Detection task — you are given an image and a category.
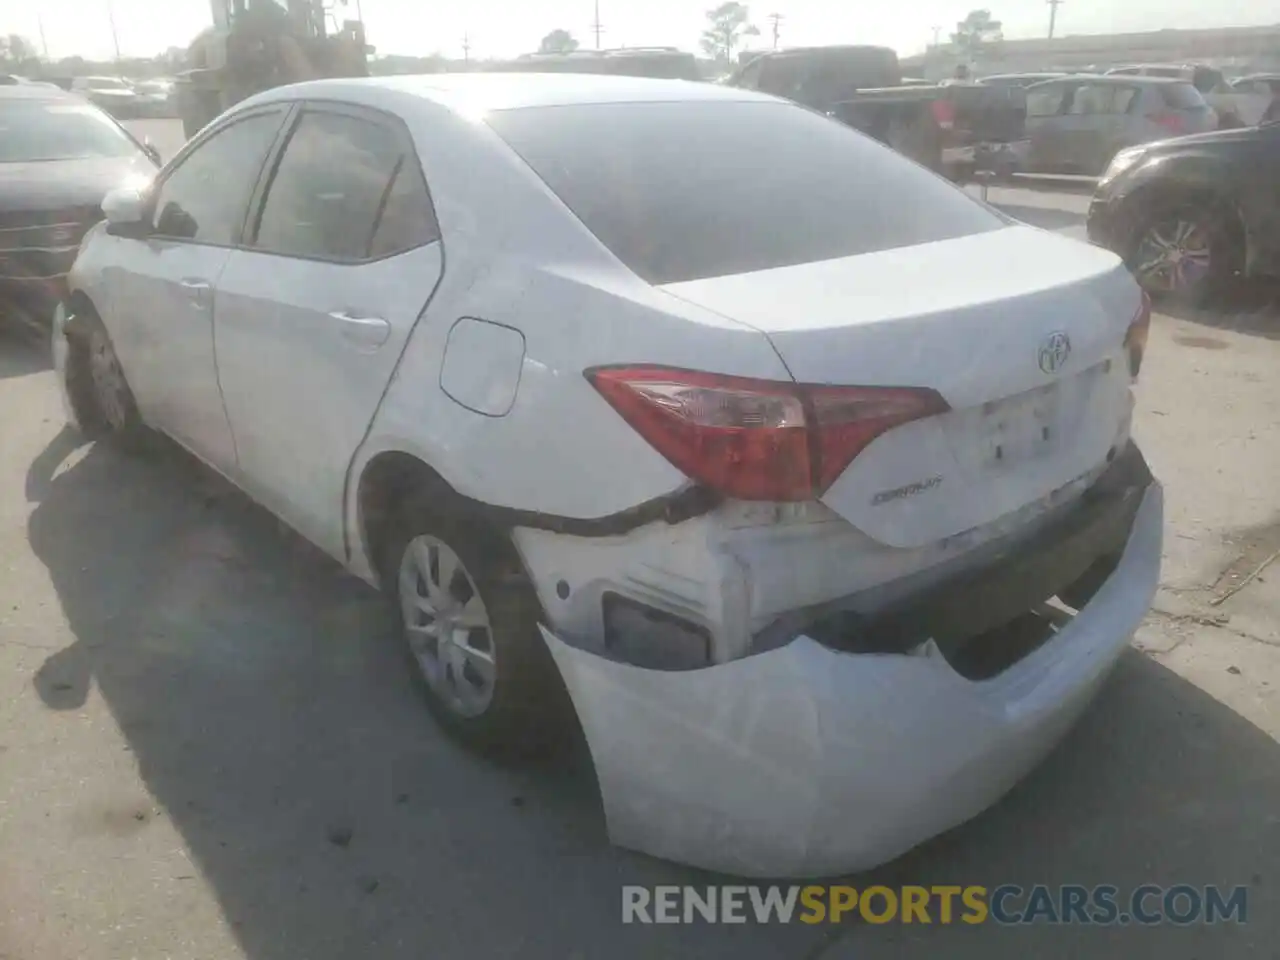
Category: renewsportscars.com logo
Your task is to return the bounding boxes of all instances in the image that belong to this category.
[622,884,1250,926]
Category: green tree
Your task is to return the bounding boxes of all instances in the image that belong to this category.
[950,9,1002,60]
[700,2,759,64]
[538,29,579,54]
[0,35,37,70]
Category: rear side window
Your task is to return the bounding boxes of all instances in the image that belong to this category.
[1068,83,1137,115]
[1159,83,1207,109]
[1191,66,1226,93]
[487,100,1003,285]
[1026,83,1067,117]
[254,110,438,261]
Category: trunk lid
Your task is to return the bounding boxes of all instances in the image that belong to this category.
[661,224,1141,549]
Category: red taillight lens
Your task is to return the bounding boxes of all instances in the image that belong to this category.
[1151,111,1185,135]
[1124,290,1152,380]
[930,98,956,130]
[587,366,949,502]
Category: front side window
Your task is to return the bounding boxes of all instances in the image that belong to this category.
[150,111,284,244]
[0,101,141,162]
[254,110,436,261]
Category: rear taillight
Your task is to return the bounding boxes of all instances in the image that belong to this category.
[1124,291,1152,380]
[1150,111,1185,135]
[930,98,956,131]
[587,366,949,502]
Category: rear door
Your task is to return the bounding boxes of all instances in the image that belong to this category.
[212,103,444,556]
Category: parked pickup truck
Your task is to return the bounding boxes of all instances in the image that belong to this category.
[724,45,1026,179]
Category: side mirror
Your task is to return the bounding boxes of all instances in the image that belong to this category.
[143,139,162,165]
[102,185,149,238]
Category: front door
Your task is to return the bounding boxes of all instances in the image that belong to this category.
[104,107,288,468]
[212,104,444,557]
[1024,81,1073,173]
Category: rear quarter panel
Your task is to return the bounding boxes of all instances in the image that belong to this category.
[344,97,793,573]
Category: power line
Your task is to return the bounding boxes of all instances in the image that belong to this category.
[767,12,784,50]
[1047,0,1064,39]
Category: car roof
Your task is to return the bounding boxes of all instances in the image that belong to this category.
[247,72,774,112]
[1030,73,1187,86]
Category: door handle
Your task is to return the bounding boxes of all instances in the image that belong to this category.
[179,277,212,307]
[330,311,391,350]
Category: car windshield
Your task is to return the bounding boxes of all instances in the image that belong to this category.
[486,100,1004,284]
[0,100,140,162]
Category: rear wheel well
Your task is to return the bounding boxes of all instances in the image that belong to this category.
[358,452,486,587]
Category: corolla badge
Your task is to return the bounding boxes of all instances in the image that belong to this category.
[1038,331,1071,374]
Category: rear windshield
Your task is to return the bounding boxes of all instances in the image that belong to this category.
[1160,83,1207,109]
[486,100,1004,284]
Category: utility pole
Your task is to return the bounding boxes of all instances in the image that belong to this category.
[461,32,471,62]
[767,12,783,50]
[592,0,604,50]
[36,11,50,59]
[106,0,123,63]
[1047,0,1063,39]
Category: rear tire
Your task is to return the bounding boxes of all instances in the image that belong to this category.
[381,493,571,757]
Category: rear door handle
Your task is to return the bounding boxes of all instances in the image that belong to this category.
[330,311,391,350]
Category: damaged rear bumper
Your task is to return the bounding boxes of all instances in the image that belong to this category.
[539,480,1163,878]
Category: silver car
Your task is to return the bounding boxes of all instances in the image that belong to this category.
[1024,75,1217,175]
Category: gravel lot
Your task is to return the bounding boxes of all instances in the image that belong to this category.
[0,120,1277,959]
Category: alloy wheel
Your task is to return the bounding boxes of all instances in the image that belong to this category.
[397,534,497,718]
[1132,216,1212,296]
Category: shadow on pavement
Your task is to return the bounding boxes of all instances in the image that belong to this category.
[23,433,1280,958]
[1156,283,1280,342]
[24,434,824,960]
[0,323,50,379]
[816,648,1280,958]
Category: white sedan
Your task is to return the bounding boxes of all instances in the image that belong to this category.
[54,73,1162,878]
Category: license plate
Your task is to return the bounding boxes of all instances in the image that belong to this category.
[979,384,1061,466]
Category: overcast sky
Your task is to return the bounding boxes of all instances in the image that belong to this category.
[10,0,1280,62]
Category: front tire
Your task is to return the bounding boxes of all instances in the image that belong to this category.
[382,496,569,756]
[1126,200,1240,305]
[62,308,151,450]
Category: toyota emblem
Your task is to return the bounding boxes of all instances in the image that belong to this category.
[1038,331,1071,374]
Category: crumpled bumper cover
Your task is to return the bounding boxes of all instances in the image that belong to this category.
[540,483,1163,878]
